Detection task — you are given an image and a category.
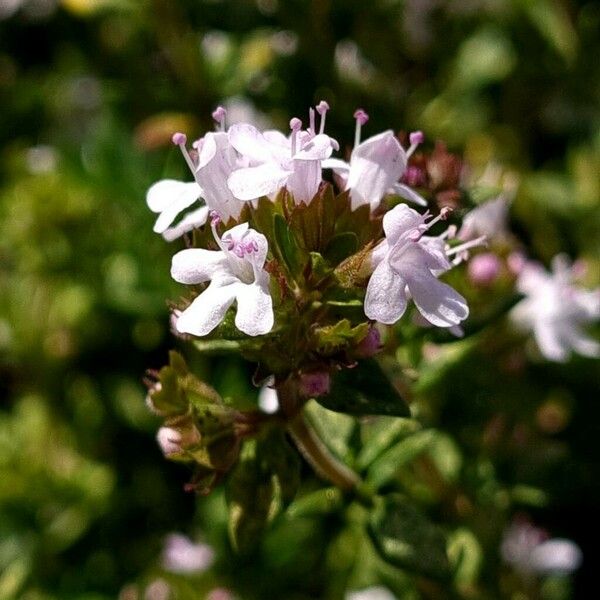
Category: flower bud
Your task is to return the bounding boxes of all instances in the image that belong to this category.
[355,326,382,357]
[468,252,501,286]
[299,371,331,398]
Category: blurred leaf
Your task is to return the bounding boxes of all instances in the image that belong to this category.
[317,359,410,418]
[357,418,421,472]
[368,494,450,580]
[304,400,356,462]
[447,528,483,589]
[227,440,276,553]
[367,430,436,490]
[286,487,344,519]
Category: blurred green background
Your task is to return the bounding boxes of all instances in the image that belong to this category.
[1,0,599,598]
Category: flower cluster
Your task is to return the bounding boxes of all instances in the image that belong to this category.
[148,103,482,350]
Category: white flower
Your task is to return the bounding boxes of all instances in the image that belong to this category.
[194,131,249,221]
[458,195,510,241]
[346,586,397,600]
[146,179,208,241]
[161,533,215,574]
[501,519,582,575]
[323,112,426,211]
[227,111,339,205]
[171,218,274,337]
[365,204,469,328]
[511,255,600,362]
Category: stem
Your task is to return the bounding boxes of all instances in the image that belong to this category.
[288,412,360,491]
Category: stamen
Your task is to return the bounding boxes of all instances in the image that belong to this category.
[353,109,369,147]
[212,106,227,131]
[407,130,424,158]
[446,235,487,258]
[172,131,196,174]
[420,206,452,232]
[308,107,316,136]
[209,211,227,252]
[289,117,302,156]
[316,100,329,134]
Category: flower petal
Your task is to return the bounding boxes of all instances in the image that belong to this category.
[365,259,408,324]
[404,266,468,327]
[171,248,229,284]
[146,179,201,213]
[162,205,210,242]
[228,123,285,163]
[227,163,291,200]
[382,203,424,245]
[234,281,274,336]
[176,281,239,336]
[346,130,407,210]
[391,182,428,207]
[294,134,338,160]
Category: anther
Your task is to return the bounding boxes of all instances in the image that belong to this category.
[172,132,196,174]
[212,106,227,131]
[290,117,302,156]
[353,109,369,147]
[209,210,222,226]
[316,100,330,134]
[407,130,424,158]
[171,132,187,146]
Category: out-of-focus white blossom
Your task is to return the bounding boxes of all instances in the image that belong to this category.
[346,586,397,600]
[161,533,215,574]
[501,519,582,575]
[511,255,600,362]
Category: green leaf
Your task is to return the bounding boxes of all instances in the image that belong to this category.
[324,232,359,266]
[273,213,304,278]
[286,487,344,519]
[262,428,301,507]
[368,494,451,580]
[227,440,276,553]
[289,183,340,252]
[317,359,410,418]
[357,417,421,471]
[447,528,483,589]
[304,400,357,462]
[366,430,436,489]
[312,319,369,355]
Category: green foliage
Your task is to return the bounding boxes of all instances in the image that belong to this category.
[317,359,411,418]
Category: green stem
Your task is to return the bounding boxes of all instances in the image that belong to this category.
[288,412,361,491]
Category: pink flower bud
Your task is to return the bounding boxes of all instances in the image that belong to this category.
[156,427,183,457]
[468,252,501,286]
[299,371,331,398]
[356,326,382,357]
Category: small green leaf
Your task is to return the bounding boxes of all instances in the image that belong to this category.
[304,400,357,462]
[317,359,410,418]
[368,494,451,580]
[447,528,483,589]
[306,251,332,285]
[312,319,369,355]
[286,487,344,519]
[262,428,301,507]
[357,417,421,471]
[273,213,304,277]
[227,439,276,553]
[367,430,436,489]
[324,232,359,265]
